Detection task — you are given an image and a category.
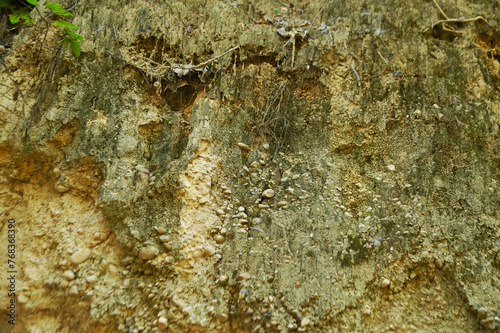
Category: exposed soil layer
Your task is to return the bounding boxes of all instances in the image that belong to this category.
[1,0,499,332]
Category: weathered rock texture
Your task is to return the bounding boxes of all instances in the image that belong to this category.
[1,0,500,332]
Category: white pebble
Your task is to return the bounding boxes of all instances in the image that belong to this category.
[158,316,168,330]
[262,189,275,198]
[204,245,216,256]
[237,143,250,150]
[70,247,91,265]
[69,285,79,295]
[63,270,75,281]
[250,161,260,168]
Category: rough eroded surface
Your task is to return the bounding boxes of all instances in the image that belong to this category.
[1,0,500,332]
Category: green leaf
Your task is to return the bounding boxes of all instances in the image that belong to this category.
[9,13,21,24]
[26,0,38,5]
[8,9,32,24]
[54,20,78,29]
[65,29,84,41]
[69,38,81,57]
[58,37,71,47]
[44,2,72,16]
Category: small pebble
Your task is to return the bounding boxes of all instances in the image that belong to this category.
[158,316,168,330]
[362,306,371,316]
[69,285,79,295]
[136,167,150,174]
[93,231,109,242]
[381,278,390,288]
[387,164,396,171]
[125,317,135,326]
[70,247,91,265]
[130,230,140,239]
[213,234,225,243]
[239,289,249,300]
[63,270,75,281]
[156,227,167,234]
[164,256,174,264]
[237,272,251,281]
[237,143,250,150]
[138,246,157,260]
[204,245,216,256]
[250,161,260,168]
[219,275,228,284]
[300,317,310,327]
[193,248,204,258]
[262,189,275,198]
[258,204,270,209]
[478,307,488,319]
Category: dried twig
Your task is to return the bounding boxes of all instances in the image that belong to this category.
[350,65,361,83]
[433,16,489,26]
[112,25,120,55]
[310,0,329,30]
[432,0,450,20]
[377,51,388,65]
[425,0,489,34]
[127,46,240,77]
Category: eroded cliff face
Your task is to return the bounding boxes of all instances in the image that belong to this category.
[1,0,500,332]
